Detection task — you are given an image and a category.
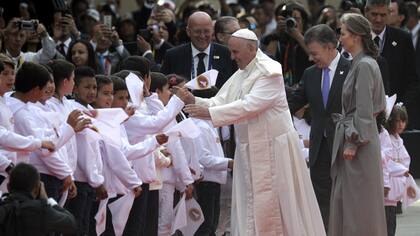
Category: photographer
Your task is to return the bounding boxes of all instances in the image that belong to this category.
[3,17,61,67]
[90,23,130,75]
[0,163,76,235]
[261,3,311,86]
[52,10,81,57]
[137,19,173,67]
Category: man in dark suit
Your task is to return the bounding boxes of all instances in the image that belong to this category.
[288,24,351,231]
[365,0,420,129]
[161,11,236,89]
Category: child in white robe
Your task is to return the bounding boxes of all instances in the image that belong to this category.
[149,72,194,236]
[66,66,107,236]
[191,87,234,235]
[384,104,420,236]
[91,75,144,234]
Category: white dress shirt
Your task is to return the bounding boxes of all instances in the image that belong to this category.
[123,95,185,183]
[191,43,211,79]
[47,96,78,173]
[0,95,43,171]
[56,37,72,55]
[69,100,104,187]
[321,52,341,89]
[371,27,386,52]
[7,97,74,179]
[193,118,230,184]
[411,22,420,48]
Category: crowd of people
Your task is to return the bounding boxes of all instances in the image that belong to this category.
[0,0,420,235]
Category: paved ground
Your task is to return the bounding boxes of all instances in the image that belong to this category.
[396,179,420,236]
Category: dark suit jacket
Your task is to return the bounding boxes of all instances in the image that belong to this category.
[382,26,419,106]
[160,43,237,88]
[288,56,351,167]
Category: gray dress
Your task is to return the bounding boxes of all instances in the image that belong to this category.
[328,52,387,236]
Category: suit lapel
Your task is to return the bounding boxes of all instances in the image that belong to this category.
[186,44,193,79]
[326,57,347,110]
[312,68,324,110]
[382,26,392,57]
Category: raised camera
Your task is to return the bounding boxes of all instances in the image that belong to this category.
[17,20,38,31]
[285,18,297,29]
[280,5,297,29]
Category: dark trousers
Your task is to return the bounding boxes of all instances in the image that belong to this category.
[195,181,221,236]
[65,181,95,236]
[145,189,159,236]
[385,206,397,236]
[40,173,63,202]
[310,137,332,231]
[123,183,149,236]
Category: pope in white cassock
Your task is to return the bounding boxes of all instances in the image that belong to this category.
[184,29,326,236]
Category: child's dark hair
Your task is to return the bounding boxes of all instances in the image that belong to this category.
[47,59,75,90]
[386,104,408,135]
[117,56,150,78]
[15,62,51,93]
[150,72,168,92]
[113,70,143,82]
[110,76,127,93]
[166,74,187,88]
[376,111,386,133]
[95,75,113,91]
[74,66,96,86]
[192,86,219,99]
[0,61,4,73]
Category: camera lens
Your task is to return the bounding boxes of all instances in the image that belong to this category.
[285,17,296,28]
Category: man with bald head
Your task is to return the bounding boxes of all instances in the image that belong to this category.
[161,11,236,88]
[184,29,326,236]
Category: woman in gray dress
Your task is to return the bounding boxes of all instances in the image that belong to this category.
[329,13,387,236]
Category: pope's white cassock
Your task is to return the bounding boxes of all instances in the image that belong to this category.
[194,33,325,235]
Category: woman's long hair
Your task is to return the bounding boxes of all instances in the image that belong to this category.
[67,39,98,73]
[340,13,379,58]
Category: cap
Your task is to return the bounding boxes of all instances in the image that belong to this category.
[86,9,100,22]
[231,28,258,41]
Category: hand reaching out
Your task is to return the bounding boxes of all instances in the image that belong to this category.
[41,141,56,152]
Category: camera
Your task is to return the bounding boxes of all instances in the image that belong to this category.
[285,18,297,29]
[280,5,297,29]
[138,24,159,42]
[17,20,38,31]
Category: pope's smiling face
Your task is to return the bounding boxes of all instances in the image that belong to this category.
[228,37,257,70]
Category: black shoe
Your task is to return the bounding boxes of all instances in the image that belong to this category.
[396,201,403,214]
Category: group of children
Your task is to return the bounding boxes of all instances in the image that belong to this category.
[0,55,233,236]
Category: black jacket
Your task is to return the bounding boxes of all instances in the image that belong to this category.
[0,192,76,236]
[160,42,237,89]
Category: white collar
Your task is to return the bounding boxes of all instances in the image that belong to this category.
[191,43,211,57]
[97,50,109,57]
[411,22,420,37]
[371,27,386,41]
[328,51,341,72]
[57,37,72,47]
[5,49,23,60]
